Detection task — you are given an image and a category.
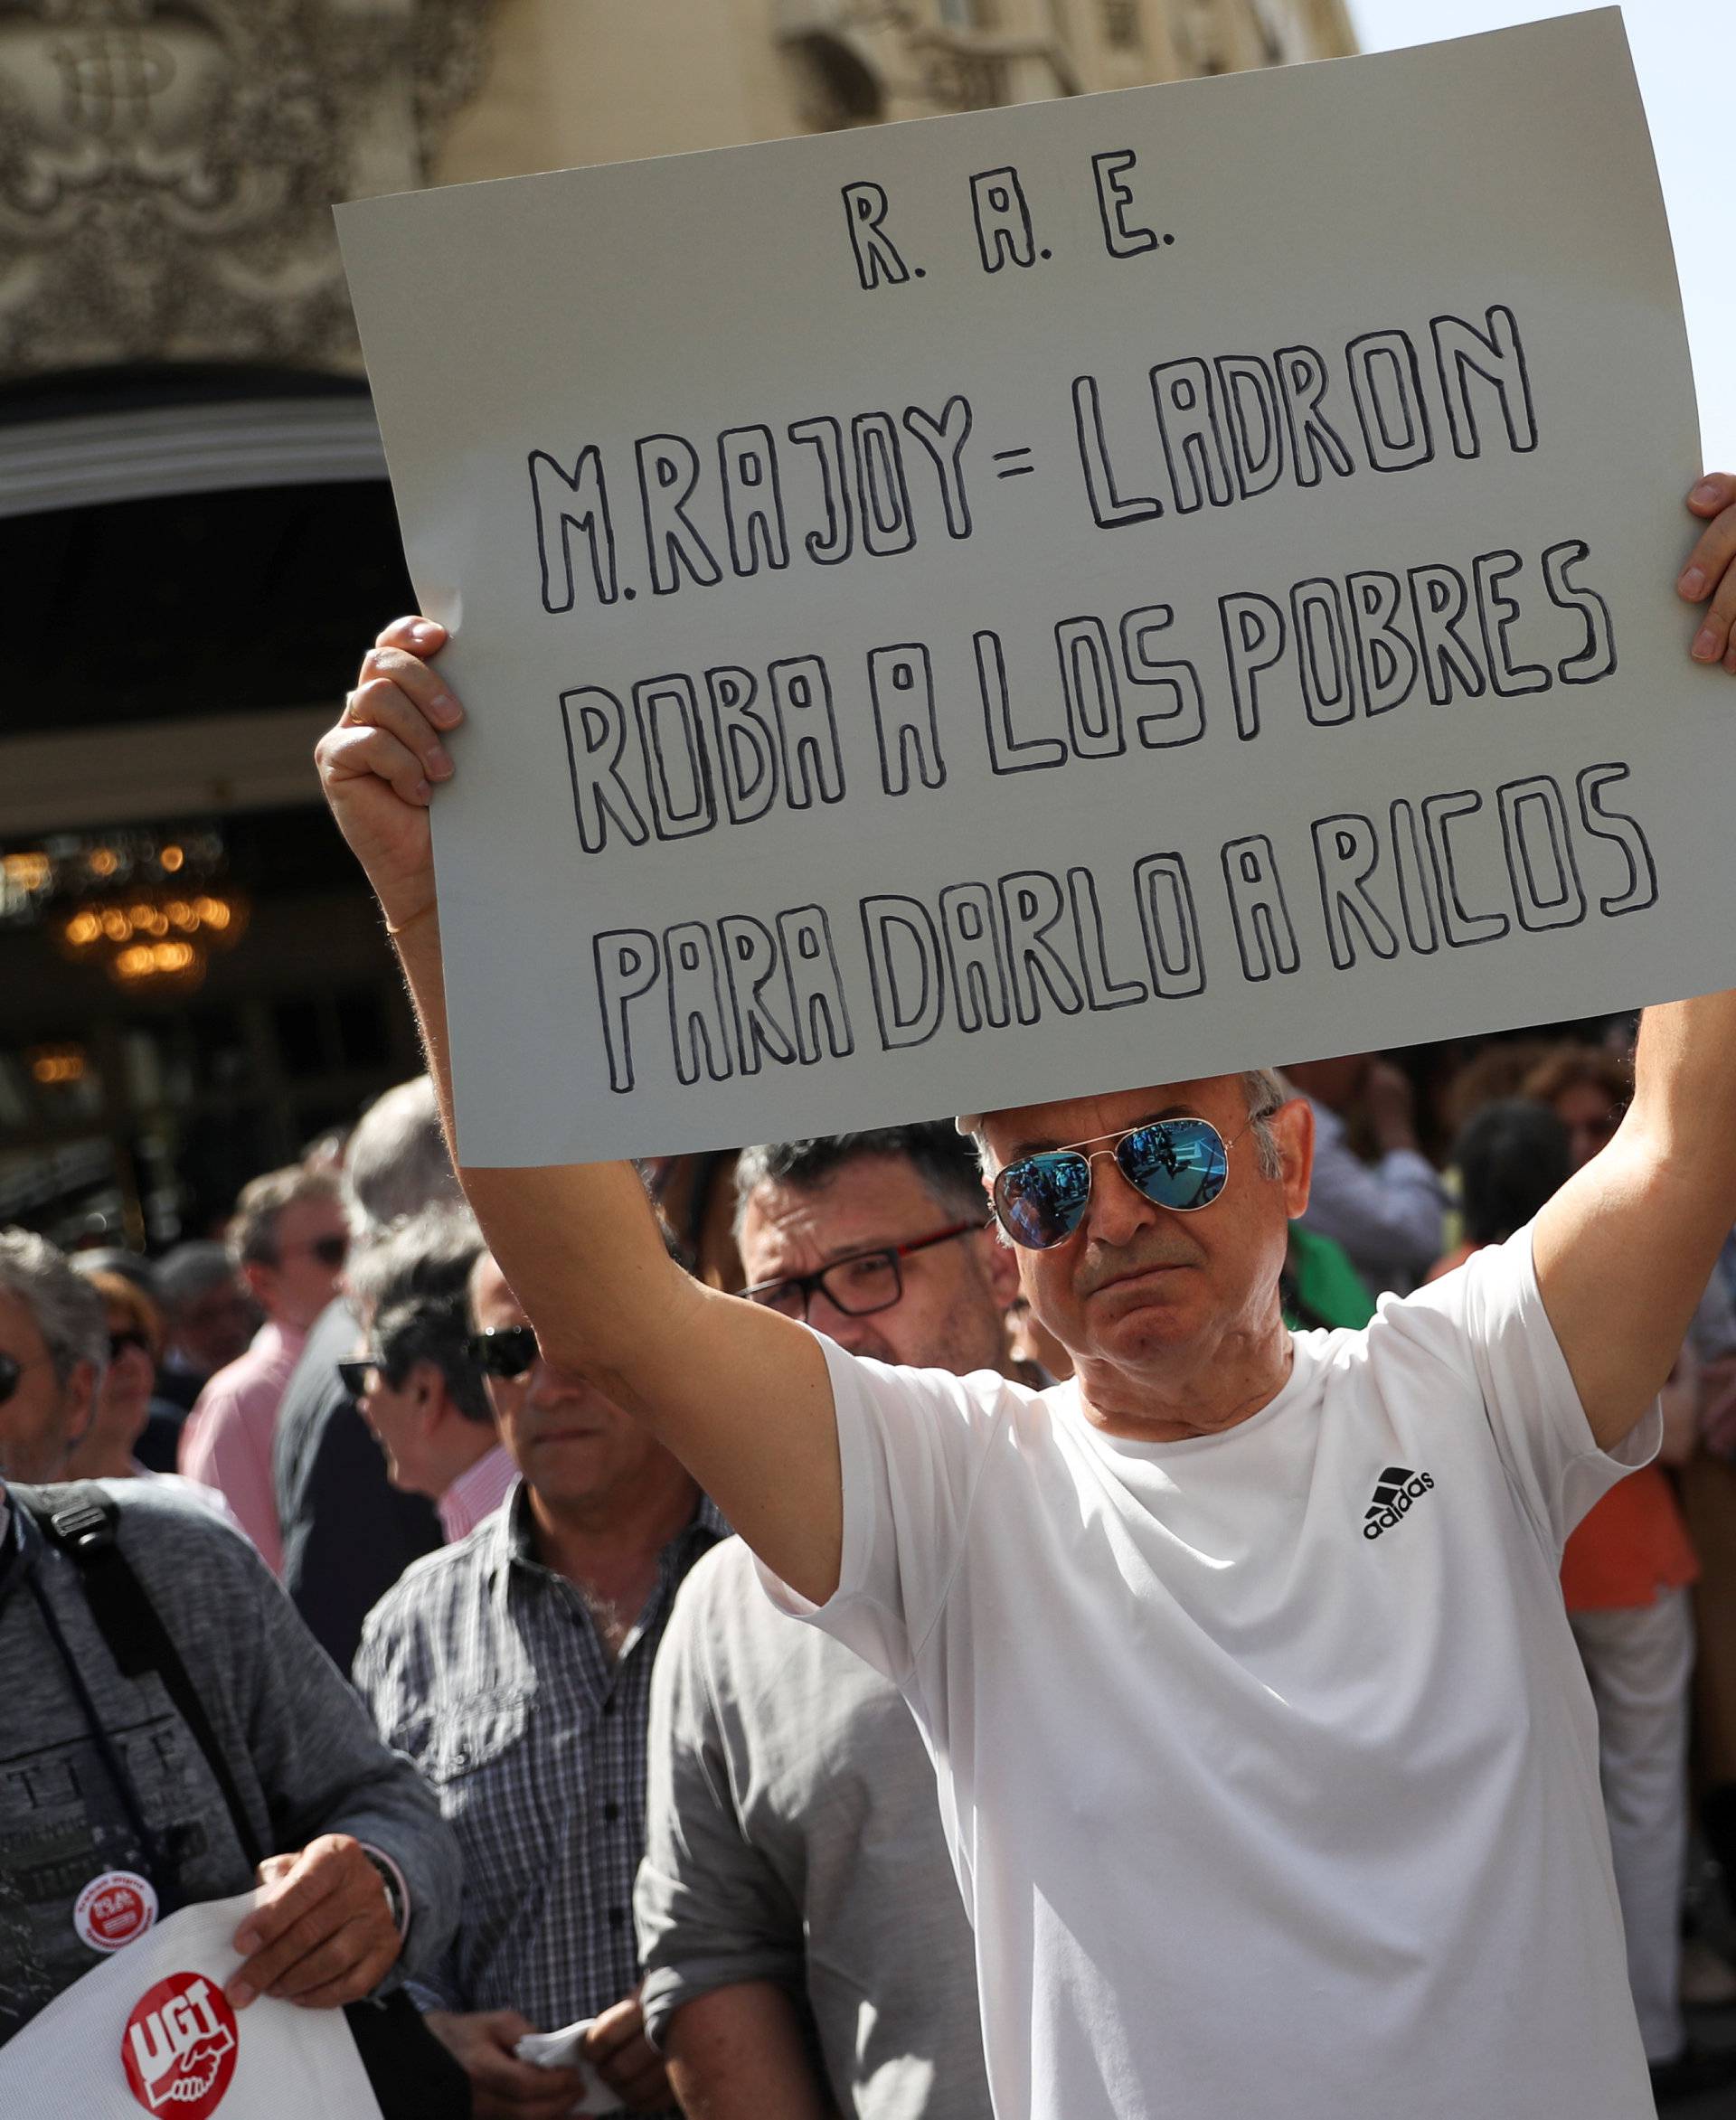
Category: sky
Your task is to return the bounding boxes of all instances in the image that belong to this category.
[1346,1,1732,468]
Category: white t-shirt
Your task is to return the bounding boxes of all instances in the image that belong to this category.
[760,1226,1658,2120]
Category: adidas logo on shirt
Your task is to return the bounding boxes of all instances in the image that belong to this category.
[1362,1464,1435,1540]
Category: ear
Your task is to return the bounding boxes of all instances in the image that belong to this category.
[61,1360,99,1450]
[1272,1097,1315,1220]
[404,1358,446,1437]
[240,1259,274,1308]
[981,1224,1022,1310]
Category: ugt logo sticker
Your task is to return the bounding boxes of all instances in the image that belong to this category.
[121,1971,239,2115]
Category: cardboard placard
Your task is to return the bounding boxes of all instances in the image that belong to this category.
[338,11,1727,1165]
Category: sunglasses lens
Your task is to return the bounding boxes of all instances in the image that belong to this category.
[476,1326,539,1379]
[1119,1120,1228,1211]
[995,1154,1092,1250]
[314,1236,349,1268]
[0,1354,17,1408]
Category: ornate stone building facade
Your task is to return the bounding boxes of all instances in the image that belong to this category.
[0,0,1353,1239]
[0,0,492,375]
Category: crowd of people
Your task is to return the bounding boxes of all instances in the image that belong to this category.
[5,1023,1736,2112]
[5,471,1735,2115]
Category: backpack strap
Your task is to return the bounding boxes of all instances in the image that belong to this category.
[15,1484,265,1871]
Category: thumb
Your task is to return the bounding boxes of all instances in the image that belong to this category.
[479,2009,540,2051]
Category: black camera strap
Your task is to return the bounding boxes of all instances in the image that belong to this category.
[11,1483,264,1872]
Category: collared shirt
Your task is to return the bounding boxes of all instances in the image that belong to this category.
[354,1479,728,2033]
[436,1442,517,1545]
[177,1321,306,1574]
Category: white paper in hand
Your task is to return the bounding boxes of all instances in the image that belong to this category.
[514,2019,624,2115]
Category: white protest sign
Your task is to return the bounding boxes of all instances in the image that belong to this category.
[0,1893,382,2120]
[337,10,1730,1168]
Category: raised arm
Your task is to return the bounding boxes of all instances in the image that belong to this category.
[1534,989,1736,1451]
[315,625,844,1602]
[1533,473,1736,1448]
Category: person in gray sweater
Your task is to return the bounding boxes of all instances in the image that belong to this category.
[0,1228,462,2051]
[636,1127,1014,2120]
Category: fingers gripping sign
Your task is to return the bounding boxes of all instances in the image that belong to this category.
[315,616,464,932]
[225,1833,402,2012]
[1678,473,1736,673]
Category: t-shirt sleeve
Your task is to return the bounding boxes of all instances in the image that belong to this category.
[1392,1222,1659,1553]
[635,1569,803,2049]
[754,1333,1009,1685]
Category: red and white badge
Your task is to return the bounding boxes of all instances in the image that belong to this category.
[122,1969,239,2117]
[73,1870,158,1953]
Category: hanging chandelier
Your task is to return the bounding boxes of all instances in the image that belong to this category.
[1,828,249,994]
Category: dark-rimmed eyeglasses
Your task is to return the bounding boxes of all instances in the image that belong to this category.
[464,1324,541,1380]
[337,1356,390,1399]
[741,1220,978,1322]
[0,1349,56,1409]
[991,1117,1254,1251]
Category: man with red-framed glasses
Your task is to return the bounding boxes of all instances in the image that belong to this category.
[317,472,1736,2120]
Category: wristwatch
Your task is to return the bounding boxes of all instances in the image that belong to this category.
[362,1850,406,1935]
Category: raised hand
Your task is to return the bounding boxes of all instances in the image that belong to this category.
[315,617,465,930]
[1678,473,1736,673]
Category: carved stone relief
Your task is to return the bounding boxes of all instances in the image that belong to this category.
[0,0,494,378]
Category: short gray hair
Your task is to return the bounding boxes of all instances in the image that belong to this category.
[227,1166,342,1270]
[1241,1069,1287,1181]
[347,1205,490,1424]
[344,1078,460,1241]
[0,1228,107,1383]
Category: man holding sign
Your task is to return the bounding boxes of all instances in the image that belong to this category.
[316,471,1736,2118]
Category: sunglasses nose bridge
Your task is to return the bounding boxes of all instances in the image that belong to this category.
[1082,1139,1172,1226]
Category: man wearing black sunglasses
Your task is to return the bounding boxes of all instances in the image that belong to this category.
[179,1166,350,1576]
[356,1246,726,2117]
[0,1229,101,1483]
[322,472,1736,2120]
[0,1226,466,2087]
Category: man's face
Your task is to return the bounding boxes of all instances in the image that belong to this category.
[981,1077,1311,1388]
[471,1255,670,1512]
[0,1289,93,1482]
[352,1342,439,1499]
[173,1278,256,1372]
[738,1154,1017,1374]
[249,1195,349,1333]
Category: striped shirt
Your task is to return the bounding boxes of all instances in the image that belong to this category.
[354,1478,728,2035]
[436,1442,517,1545]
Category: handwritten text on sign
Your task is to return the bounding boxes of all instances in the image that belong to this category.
[337,11,1724,1165]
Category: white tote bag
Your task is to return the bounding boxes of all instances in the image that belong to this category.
[0,1891,383,2119]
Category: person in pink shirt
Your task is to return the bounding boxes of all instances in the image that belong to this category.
[179,1166,349,1571]
[343,1206,514,1544]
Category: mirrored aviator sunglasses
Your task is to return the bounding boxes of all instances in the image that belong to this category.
[464,1324,541,1380]
[992,1117,1235,1250]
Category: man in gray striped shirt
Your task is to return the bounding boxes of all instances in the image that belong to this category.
[356,1249,726,2117]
